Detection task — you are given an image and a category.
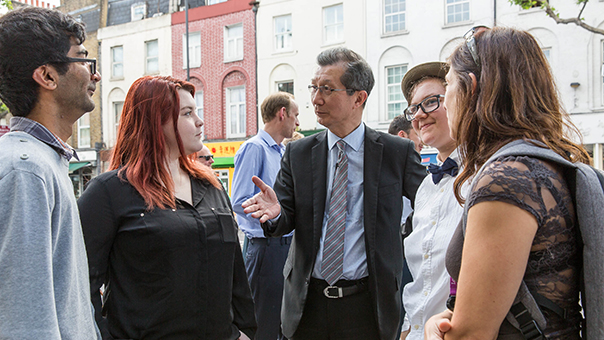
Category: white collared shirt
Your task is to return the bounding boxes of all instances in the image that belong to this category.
[402,149,468,339]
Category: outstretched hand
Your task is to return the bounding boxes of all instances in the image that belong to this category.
[242,176,281,223]
[424,309,453,340]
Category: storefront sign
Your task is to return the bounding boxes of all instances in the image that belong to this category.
[205,141,244,157]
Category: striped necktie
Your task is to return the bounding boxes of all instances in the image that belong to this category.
[321,140,348,285]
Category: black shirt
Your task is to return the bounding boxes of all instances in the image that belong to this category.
[78,170,256,340]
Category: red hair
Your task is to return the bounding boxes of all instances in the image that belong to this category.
[110,75,222,209]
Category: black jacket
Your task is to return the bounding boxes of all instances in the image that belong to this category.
[264,126,425,340]
[78,170,256,340]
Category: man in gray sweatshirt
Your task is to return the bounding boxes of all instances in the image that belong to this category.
[0,7,101,339]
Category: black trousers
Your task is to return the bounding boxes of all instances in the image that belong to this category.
[291,278,380,340]
[245,236,291,340]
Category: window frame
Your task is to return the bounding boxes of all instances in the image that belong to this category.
[131,2,147,21]
[274,14,293,52]
[113,101,124,142]
[195,91,204,137]
[445,0,470,25]
[276,80,294,95]
[183,32,201,69]
[383,0,406,34]
[601,39,604,106]
[323,4,344,45]
[224,23,244,62]
[385,64,408,121]
[145,39,159,74]
[78,112,91,148]
[226,86,246,138]
[111,45,124,79]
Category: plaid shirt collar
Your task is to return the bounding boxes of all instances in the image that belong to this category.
[10,116,79,161]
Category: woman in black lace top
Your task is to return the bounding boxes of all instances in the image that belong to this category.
[424,27,590,340]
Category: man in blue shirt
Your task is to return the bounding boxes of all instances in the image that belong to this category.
[231,91,299,340]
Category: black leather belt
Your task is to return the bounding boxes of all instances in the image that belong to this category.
[310,277,368,299]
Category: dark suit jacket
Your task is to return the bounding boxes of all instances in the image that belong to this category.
[264,125,426,340]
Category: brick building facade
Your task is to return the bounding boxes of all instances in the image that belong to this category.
[171,0,257,141]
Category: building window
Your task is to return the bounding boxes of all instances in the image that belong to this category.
[131,2,146,21]
[111,46,123,79]
[114,101,123,140]
[386,65,407,120]
[225,24,243,61]
[145,39,159,74]
[78,112,90,148]
[601,40,604,106]
[446,0,470,24]
[207,0,226,4]
[277,80,294,94]
[183,32,201,68]
[227,86,246,138]
[384,0,405,33]
[70,167,92,199]
[323,4,343,45]
[195,91,204,137]
[541,47,551,63]
[274,15,292,51]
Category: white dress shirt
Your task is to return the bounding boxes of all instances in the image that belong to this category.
[402,149,467,339]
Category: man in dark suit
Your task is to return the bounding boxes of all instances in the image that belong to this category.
[243,47,425,340]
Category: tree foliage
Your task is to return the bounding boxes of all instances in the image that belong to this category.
[509,0,604,35]
[1,0,12,10]
[0,101,9,118]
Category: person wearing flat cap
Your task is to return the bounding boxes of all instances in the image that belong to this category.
[399,62,469,339]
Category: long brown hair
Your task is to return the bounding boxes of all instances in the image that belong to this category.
[110,76,221,209]
[448,27,590,203]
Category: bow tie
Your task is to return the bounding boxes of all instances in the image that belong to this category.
[427,157,459,184]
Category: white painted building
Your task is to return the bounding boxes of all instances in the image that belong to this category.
[366,0,604,168]
[256,0,367,131]
[97,13,173,149]
[257,0,603,169]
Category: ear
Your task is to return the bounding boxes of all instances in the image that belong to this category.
[352,90,368,109]
[469,72,478,94]
[32,65,59,91]
[279,107,287,121]
[397,130,409,139]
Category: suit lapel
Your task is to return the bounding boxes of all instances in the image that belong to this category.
[311,131,328,256]
[363,126,383,259]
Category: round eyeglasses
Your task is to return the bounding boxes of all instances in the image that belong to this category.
[308,85,357,96]
[404,94,444,121]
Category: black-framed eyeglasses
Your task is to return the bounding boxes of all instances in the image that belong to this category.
[308,85,357,96]
[50,57,97,75]
[404,94,444,121]
[463,26,489,67]
[198,155,214,161]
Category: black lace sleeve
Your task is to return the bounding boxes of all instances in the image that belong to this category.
[467,156,582,339]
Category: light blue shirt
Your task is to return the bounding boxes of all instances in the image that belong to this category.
[232,129,292,238]
[312,123,367,280]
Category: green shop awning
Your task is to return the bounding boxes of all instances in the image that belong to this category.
[212,157,234,169]
[69,161,91,173]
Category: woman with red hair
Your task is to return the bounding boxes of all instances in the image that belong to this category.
[78,76,256,340]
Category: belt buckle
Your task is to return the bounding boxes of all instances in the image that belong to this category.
[323,285,343,298]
